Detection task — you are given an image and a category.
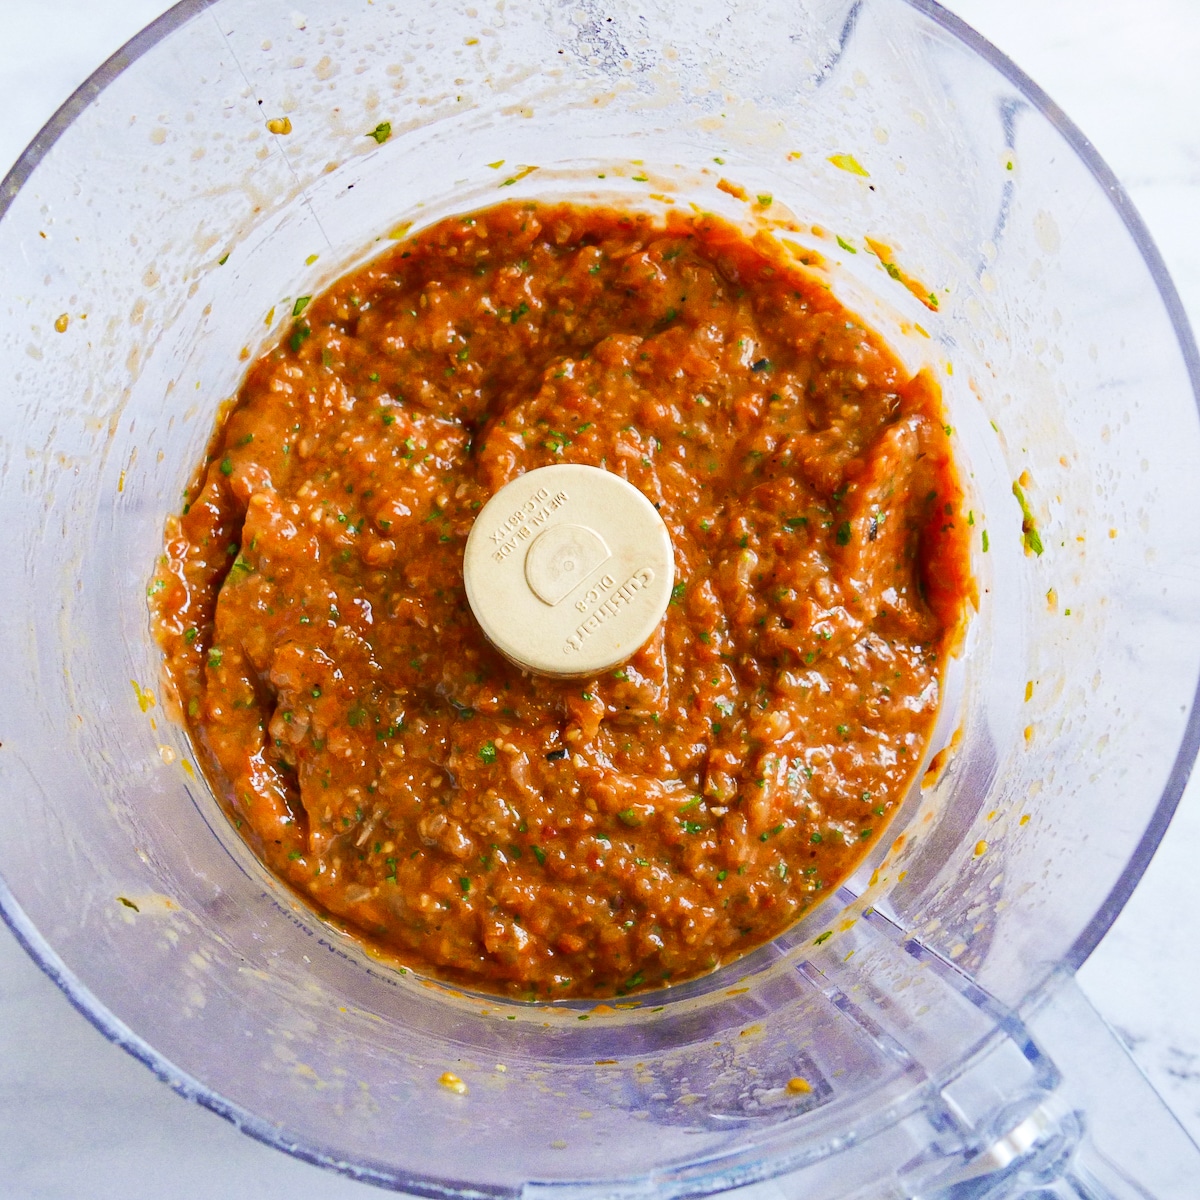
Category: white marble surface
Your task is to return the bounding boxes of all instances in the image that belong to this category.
[1,1,1198,1196]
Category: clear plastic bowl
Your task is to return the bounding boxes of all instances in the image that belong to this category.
[2,0,1199,1195]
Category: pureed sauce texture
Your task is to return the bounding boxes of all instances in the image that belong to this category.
[153,201,972,999]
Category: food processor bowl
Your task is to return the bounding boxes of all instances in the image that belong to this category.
[2,0,1199,1195]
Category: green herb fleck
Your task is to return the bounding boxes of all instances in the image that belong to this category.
[479,741,498,764]
[1011,481,1044,555]
[367,121,392,144]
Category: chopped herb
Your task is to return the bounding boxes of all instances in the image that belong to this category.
[836,520,851,546]
[1012,481,1044,556]
[367,121,392,144]
[835,235,857,254]
[219,457,234,476]
[459,876,471,893]
[207,647,223,669]
[532,845,546,866]
[479,741,498,763]
[292,296,311,317]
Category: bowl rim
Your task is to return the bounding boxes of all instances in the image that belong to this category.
[2,0,1199,1194]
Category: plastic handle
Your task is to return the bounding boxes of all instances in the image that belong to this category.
[908,974,1197,1198]
[1002,974,1198,1199]
[731,908,1200,1200]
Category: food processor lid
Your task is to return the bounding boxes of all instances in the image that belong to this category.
[463,464,674,677]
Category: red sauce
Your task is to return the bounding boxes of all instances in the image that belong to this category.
[152,200,973,998]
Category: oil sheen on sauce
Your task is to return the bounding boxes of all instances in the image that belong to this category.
[152,200,973,999]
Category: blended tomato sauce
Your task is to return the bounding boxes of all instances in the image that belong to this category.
[153,201,972,999]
